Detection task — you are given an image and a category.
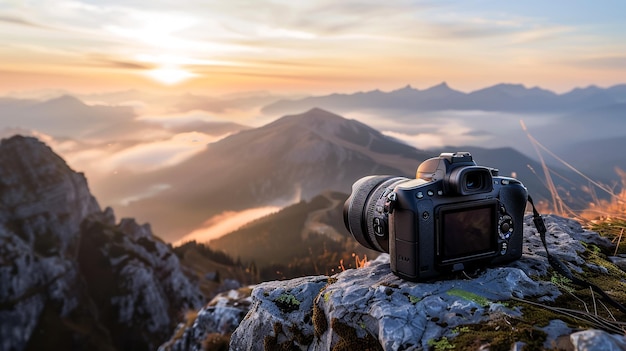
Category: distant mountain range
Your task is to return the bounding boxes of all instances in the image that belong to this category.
[1,87,622,246]
[259,83,626,184]
[0,95,139,139]
[261,82,626,115]
[110,108,597,243]
[0,94,247,140]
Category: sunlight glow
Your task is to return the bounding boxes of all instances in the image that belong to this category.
[146,66,196,85]
[175,207,281,245]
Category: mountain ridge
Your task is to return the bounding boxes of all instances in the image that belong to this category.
[118,108,434,241]
[261,82,626,115]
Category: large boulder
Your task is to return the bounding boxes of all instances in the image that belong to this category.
[162,215,626,350]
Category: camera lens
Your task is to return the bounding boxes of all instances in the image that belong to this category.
[343,176,408,253]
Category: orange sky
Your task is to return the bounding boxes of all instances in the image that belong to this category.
[1,1,625,95]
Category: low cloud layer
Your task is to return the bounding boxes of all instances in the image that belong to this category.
[174,206,281,246]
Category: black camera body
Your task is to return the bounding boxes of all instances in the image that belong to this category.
[344,152,528,281]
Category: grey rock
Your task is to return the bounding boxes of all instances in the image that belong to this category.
[570,329,626,351]
[0,136,203,351]
[159,287,253,351]
[0,136,101,351]
[162,213,625,351]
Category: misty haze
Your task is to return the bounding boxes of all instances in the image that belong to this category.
[2,1,626,350]
[2,83,625,246]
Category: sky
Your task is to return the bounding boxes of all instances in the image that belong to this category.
[1,0,625,243]
[1,0,625,95]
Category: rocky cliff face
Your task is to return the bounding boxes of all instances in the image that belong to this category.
[161,215,626,351]
[0,136,203,351]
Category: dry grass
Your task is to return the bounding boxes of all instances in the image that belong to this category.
[521,121,626,334]
[522,120,626,230]
[338,253,368,272]
[522,120,623,214]
[171,310,199,343]
[576,170,626,255]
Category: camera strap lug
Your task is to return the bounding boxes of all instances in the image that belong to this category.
[385,192,397,214]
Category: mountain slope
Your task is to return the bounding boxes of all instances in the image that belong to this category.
[208,145,598,280]
[208,191,378,281]
[120,108,434,241]
[116,107,602,243]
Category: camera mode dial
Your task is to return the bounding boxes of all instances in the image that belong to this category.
[499,215,513,240]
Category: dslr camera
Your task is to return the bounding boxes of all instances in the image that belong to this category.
[343,152,527,281]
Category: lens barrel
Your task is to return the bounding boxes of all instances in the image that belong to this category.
[343,176,408,253]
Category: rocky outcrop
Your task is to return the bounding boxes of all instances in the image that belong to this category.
[159,287,253,351]
[78,212,204,350]
[0,136,203,351]
[0,136,103,351]
[163,215,626,351]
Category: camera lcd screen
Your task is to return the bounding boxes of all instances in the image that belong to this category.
[439,202,497,262]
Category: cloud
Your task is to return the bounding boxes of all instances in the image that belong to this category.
[104,131,222,172]
[383,131,445,150]
[137,109,247,129]
[567,56,626,70]
[174,206,281,245]
[87,55,154,70]
[378,113,498,149]
[119,184,171,206]
[34,129,224,175]
[1,0,624,95]
[0,15,49,29]
[510,25,573,44]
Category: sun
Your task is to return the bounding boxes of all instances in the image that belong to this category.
[146,66,196,85]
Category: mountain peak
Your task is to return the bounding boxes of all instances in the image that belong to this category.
[419,81,463,99]
[399,84,415,91]
[39,94,86,108]
[260,107,362,142]
[389,84,419,95]
[278,107,346,127]
[0,135,100,223]
[303,107,338,116]
[472,83,555,99]
[426,82,450,90]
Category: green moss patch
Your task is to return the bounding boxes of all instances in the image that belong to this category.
[447,289,491,307]
[274,293,301,313]
[446,316,547,351]
[587,218,626,255]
